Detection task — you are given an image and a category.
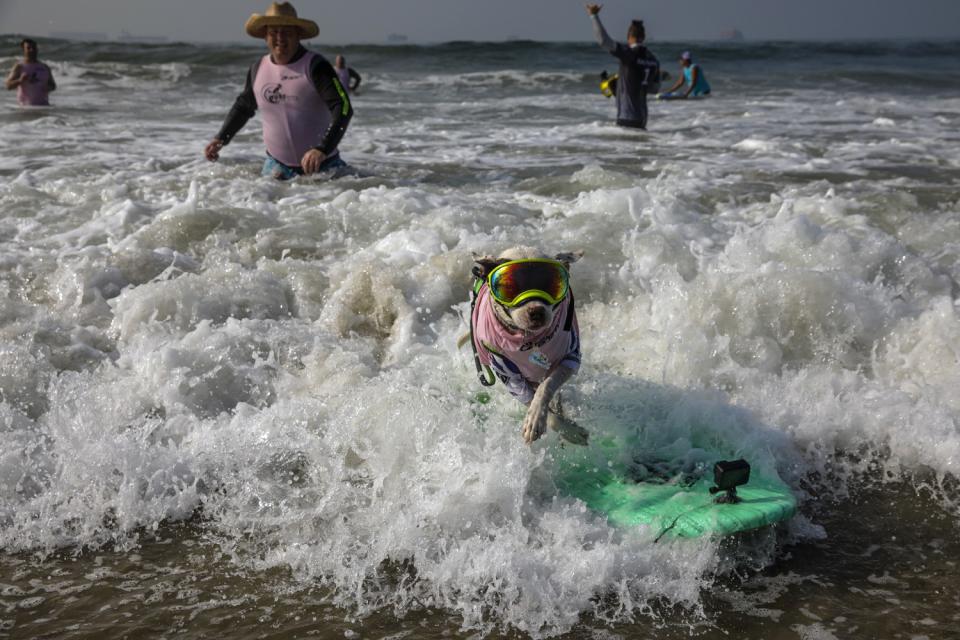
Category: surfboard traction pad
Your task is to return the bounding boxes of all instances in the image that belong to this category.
[554,452,797,540]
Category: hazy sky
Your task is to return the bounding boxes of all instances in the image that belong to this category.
[2,0,960,43]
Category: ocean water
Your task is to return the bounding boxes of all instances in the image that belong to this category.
[1,36,959,639]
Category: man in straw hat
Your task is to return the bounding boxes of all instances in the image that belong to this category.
[204,2,353,179]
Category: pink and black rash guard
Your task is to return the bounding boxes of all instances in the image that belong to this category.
[471,283,581,405]
[215,46,352,166]
[253,51,330,167]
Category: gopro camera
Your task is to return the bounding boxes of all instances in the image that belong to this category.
[708,459,750,504]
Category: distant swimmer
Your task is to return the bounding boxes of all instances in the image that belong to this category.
[204,2,353,180]
[334,55,362,92]
[585,4,660,129]
[5,38,56,106]
[660,51,711,99]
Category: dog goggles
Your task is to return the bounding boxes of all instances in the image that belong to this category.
[487,259,570,307]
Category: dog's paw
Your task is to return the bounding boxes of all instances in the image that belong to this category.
[547,412,589,446]
[521,406,549,444]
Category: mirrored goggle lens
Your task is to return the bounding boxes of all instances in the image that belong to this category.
[489,261,568,304]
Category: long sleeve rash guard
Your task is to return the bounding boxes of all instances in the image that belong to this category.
[215,46,352,157]
[591,15,660,129]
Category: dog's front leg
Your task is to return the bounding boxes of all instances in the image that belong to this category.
[521,365,574,444]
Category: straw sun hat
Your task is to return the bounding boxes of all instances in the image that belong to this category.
[245,2,319,39]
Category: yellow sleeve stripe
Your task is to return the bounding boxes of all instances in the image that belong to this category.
[332,76,350,116]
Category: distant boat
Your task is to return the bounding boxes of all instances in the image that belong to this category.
[49,31,109,42]
[117,30,169,44]
[720,28,744,41]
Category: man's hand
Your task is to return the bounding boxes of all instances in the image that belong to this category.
[204,139,223,162]
[301,148,327,174]
[585,3,602,16]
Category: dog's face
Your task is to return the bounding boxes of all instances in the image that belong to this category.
[473,246,583,333]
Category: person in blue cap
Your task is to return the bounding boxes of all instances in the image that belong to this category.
[661,51,711,99]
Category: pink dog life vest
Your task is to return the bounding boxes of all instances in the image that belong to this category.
[16,62,51,106]
[253,52,333,167]
[471,283,581,405]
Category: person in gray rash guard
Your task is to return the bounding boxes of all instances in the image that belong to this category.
[586,3,660,129]
[334,55,362,92]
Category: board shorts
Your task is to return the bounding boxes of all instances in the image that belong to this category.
[262,153,349,181]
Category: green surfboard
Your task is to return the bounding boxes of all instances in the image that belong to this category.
[553,442,796,540]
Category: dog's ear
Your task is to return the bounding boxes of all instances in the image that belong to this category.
[472,253,505,277]
[554,250,584,269]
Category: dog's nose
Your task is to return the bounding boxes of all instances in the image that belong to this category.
[528,305,546,323]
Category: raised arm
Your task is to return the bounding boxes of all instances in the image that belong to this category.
[586,4,617,54]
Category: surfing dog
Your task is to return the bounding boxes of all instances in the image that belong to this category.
[465,246,589,445]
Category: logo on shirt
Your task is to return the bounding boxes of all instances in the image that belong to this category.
[518,319,562,352]
[262,83,286,104]
[528,351,551,370]
[261,82,301,105]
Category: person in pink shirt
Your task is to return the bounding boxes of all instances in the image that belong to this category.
[204,2,353,180]
[5,38,56,107]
